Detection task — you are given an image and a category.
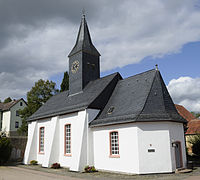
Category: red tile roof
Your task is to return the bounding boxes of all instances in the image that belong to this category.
[186,119,200,134]
[175,104,196,122]
[175,104,200,134]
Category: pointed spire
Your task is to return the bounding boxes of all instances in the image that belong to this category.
[68,13,100,57]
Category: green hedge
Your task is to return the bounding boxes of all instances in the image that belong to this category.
[0,137,12,165]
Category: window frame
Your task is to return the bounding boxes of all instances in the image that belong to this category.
[15,121,19,128]
[109,131,120,158]
[39,127,45,154]
[16,110,20,116]
[64,124,72,156]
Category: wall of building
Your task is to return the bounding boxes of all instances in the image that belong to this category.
[58,110,92,171]
[137,122,172,174]
[24,109,99,172]
[36,118,52,165]
[9,137,27,161]
[2,111,11,132]
[24,110,186,174]
[92,123,139,174]
[168,122,187,171]
[92,121,186,174]
[86,109,100,166]
[24,121,38,164]
[10,100,27,133]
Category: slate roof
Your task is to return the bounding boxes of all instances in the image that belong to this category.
[28,68,186,126]
[89,69,187,127]
[28,73,121,121]
[68,14,100,57]
[0,99,25,111]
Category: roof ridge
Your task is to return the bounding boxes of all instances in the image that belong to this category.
[158,71,179,115]
[123,69,156,81]
[136,69,157,120]
[100,72,121,79]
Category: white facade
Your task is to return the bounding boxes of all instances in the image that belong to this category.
[24,109,99,171]
[2,111,11,132]
[92,122,186,174]
[24,108,186,174]
[0,99,27,136]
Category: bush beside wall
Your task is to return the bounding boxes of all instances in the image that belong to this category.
[0,137,12,165]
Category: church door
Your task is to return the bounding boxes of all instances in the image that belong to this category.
[174,141,182,169]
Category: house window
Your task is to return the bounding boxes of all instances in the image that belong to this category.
[15,122,19,128]
[65,124,71,155]
[20,102,23,106]
[110,131,120,157]
[39,127,45,153]
[16,110,20,116]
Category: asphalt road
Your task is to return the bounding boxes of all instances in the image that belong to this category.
[0,166,83,180]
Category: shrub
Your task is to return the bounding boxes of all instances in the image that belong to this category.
[188,134,200,156]
[0,137,12,165]
[51,163,61,169]
[30,160,38,165]
[84,165,97,173]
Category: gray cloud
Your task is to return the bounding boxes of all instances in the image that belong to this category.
[0,0,200,102]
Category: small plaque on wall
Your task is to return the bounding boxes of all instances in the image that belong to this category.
[148,149,155,153]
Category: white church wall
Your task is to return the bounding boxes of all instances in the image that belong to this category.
[24,108,99,170]
[168,122,186,171]
[92,121,186,174]
[86,109,100,166]
[59,110,87,171]
[24,121,38,164]
[137,122,172,174]
[92,123,139,174]
[42,116,59,167]
[37,118,51,164]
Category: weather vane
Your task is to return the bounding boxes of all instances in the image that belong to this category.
[82,8,86,18]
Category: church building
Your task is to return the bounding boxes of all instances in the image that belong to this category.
[24,14,187,174]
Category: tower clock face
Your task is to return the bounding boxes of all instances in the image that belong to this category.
[71,60,79,73]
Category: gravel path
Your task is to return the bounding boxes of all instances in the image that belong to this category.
[0,166,83,180]
[1,165,200,180]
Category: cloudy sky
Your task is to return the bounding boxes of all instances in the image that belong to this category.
[0,0,200,112]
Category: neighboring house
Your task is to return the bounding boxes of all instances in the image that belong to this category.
[175,104,196,124]
[0,98,27,136]
[24,15,187,174]
[175,104,200,154]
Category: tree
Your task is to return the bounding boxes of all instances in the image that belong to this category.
[60,71,69,92]
[3,97,12,103]
[18,79,59,135]
[191,112,200,119]
[0,136,12,165]
[188,134,200,156]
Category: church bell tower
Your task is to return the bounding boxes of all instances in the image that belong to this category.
[68,14,100,95]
